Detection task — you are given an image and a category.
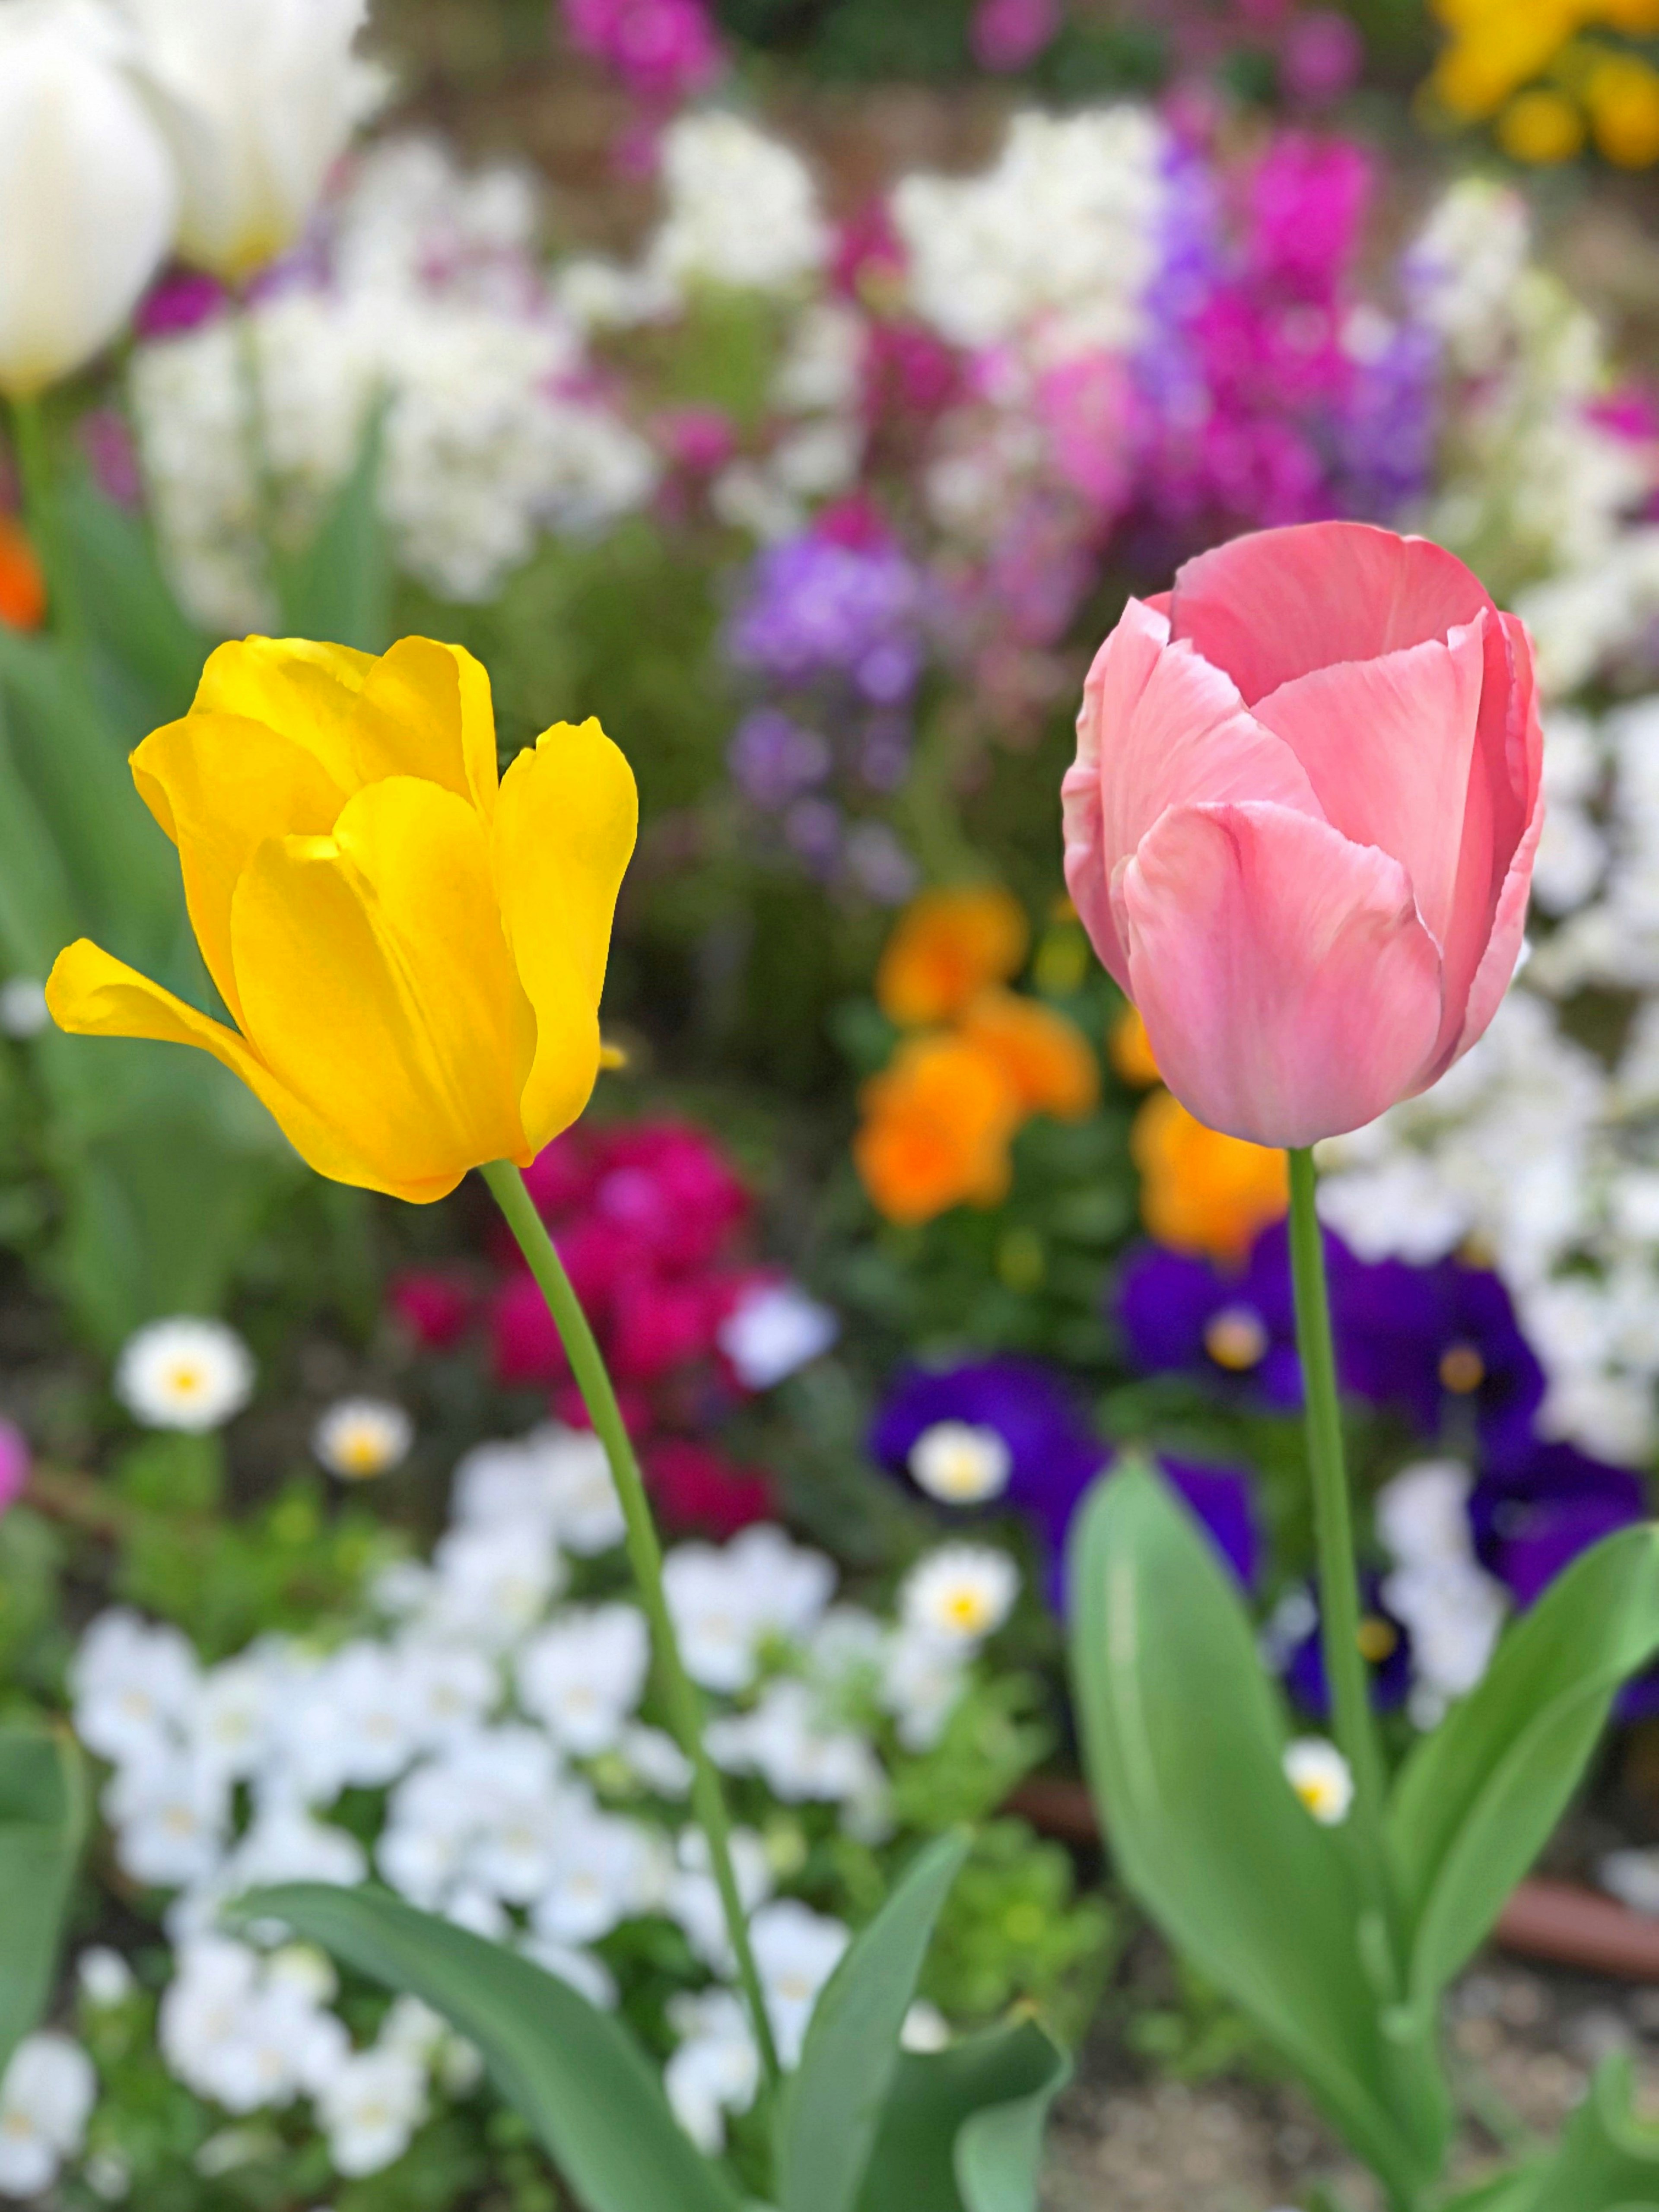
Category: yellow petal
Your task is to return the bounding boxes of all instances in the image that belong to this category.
[355,639,499,820]
[493,718,638,1150]
[130,713,349,1025]
[42,938,450,1200]
[231,776,536,1191]
[191,637,376,794]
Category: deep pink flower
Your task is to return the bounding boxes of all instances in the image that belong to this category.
[1062,521,1544,1147]
[561,0,722,105]
[0,1422,28,1513]
[969,0,1060,72]
[389,1268,475,1351]
[1281,10,1365,103]
[646,1436,775,1535]
[136,268,226,340]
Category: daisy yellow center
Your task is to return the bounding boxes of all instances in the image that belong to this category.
[167,1363,205,1397]
[943,1588,993,1633]
[1439,1342,1486,1394]
[1294,1775,1337,1816]
[1356,1615,1398,1665]
[339,1430,389,1475]
[1204,1306,1269,1371]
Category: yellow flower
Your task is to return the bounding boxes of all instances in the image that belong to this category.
[874,885,1029,1028]
[1585,50,1659,164]
[1106,1003,1161,1090]
[45,635,637,1204]
[957,989,1100,1121]
[1498,86,1587,160]
[853,1032,1020,1226]
[1131,1089,1287,1266]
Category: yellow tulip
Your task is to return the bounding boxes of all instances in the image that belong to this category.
[45,635,638,1204]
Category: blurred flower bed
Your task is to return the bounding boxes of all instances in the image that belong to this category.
[4,0,1659,2199]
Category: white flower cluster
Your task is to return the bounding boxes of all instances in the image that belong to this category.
[131,136,658,629]
[1375,1461,1508,1729]
[0,2034,96,2199]
[67,1421,1014,2178]
[892,109,1170,359]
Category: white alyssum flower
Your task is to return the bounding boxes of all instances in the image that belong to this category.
[450,1424,624,1556]
[901,2001,951,2053]
[706,1680,884,1808]
[73,1609,201,1764]
[1283,1739,1354,1826]
[0,0,177,400]
[105,1748,230,1887]
[313,2044,428,2177]
[664,1526,835,1692]
[114,1316,255,1432]
[900,1545,1018,1647]
[907,1421,1014,1506]
[717,1281,839,1389]
[751,1898,849,2067]
[78,1945,137,2009]
[516,1605,649,1755]
[160,1938,348,2114]
[1375,1461,1509,1728]
[1598,1847,1659,1917]
[530,1808,667,1944]
[648,113,827,296]
[893,108,1168,358]
[313,1398,413,1480]
[518,1933,619,2012]
[0,978,50,1038]
[0,2032,97,2198]
[665,1989,760,2154]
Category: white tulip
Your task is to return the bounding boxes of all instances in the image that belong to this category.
[0,0,178,399]
[116,0,378,282]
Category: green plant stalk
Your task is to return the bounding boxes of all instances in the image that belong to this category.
[1286,1147,1395,1948]
[231,301,282,603]
[481,1159,785,2099]
[10,396,82,647]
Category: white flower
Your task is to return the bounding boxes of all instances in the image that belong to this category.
[1599,1847,1659,1917]
[893,108,1168,358]
[516,1605,649,1755]
[648,114,827,296]
[907,1421,1013,1506]
[899,1545,1018,1647]
[78,1945,136,2009]
[117,0,378,281]
[664,1526,836,1693]
[1282,1738,1354,1826]
[751,1898,849,2067]
[313,2046,427,2177]
[665,1989,759,2154]
[518,1934,619,2011]
[617,1722,694,1798]
[706,1680,883,1807]
[159,1937,348,2113]
[114,1317,254,1432]
[717,1281,839,1389]
[1375,1460,1509,1726]
[105,1749,229,1887]
[0,978,49,1038]
[313,1398,413,1480]
[0,2032,96,2197]
[426,1523,565,1647]
[396,1637,499,1749]
[0,0,176,400]
[901,2001,950,2053]
[530,1812,666,1944]
[73,1609,201,1763]
[878,1627,967,1751]
[191,1649,280,1778]
[667,1827,773,1970]
[224,1806,366,1891]
[276,1642,416,1796]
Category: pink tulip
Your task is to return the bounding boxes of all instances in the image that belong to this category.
[1062,521,1543,1147]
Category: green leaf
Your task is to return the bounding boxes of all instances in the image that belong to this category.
[273,406,391,652]
[58,475,208,723]
[1446,2056,1659,2212]
[780,1830,972,2212]
[0,692,76,975]
[854,2019,1069,2212]
[1066,1461,1446,2204]
[0,1727,87,2073]
[239,1884,741,2212]
[1389,1525,1659,2005]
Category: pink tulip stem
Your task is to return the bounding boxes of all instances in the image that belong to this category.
[1286,1146,1397,1951]
[481,1159,785,2100]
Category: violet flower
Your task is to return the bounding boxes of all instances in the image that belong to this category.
[1280,1571,1414,1717]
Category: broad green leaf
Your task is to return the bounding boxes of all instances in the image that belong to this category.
[1389,1525,1659,2005]
[273,406,391,652]
[0,1728,87,2073]
[1444,2056,1659,2212]
[0,693,76,974]
[241,1883,740,2212]
[58,476,208,723]
[780,1830,971,2212]
[854,2020,1069,2212]
[1067,1462,1446,2204]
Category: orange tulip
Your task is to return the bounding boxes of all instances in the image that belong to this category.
[0,515,46,631]
[958,989,1099,1121]
[875,885,1029,1027]
[1131,1087,1287,1265]
[854,1033,1020,1226]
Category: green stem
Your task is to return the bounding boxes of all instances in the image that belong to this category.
[10,396,81,645]
[1286,1147,1395,1945]
[231,302,282,610]
[480,1160,785,2099]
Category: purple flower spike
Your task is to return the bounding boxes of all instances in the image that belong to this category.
[727,709,831,810]
[727,533,925,699]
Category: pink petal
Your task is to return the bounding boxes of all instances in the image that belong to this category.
[1169,522,1495,705]
[1441,770,1546,1080]
[1119,802,1445,1148]
[1062,597,1321,990]
[1251,614,1486,951]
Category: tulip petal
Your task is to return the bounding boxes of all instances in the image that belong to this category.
[1062,598,1322,990]
[130,712,349,1025]
[1251,616,1486,950]
[1120,803,1444,1149]
[231,778,536,1194]
[493,719,639,1149]
[1170,522,1494,705]
[41,937,426,1196]
[354,638,500,819]
[192,637,377,792]
[1445,770,1545,1076]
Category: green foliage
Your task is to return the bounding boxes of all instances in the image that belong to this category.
[854,2020,1071,2212]
[781,1831,971,2212]
[0,1726,86,2072]
[920,1821,1114,2048]
[1389,1525,1659,2009]
[1443,2055,1659,2212]
[239,1884,744,2212]
[0,1507,69,1699]
[272,407,393,653]
[887,1673,1053,1833]
[1067,1458,1448,2206]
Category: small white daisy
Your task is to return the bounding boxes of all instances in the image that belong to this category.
[313,1398,414,1481]
[908,1421,1013,1505]
[0,977,49,1039]
[1282,1737,1354,1826]
[900,1544,1018,1647]
[114,1317,254,1433]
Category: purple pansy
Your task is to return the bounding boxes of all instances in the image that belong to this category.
[1280,1571,1414,1717]
[1468,1440,1648,1610]
[1161,1456,1261,1592]
[1116,1224,1303,1408]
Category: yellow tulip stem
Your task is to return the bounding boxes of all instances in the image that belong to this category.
[481,1160,786,2100]
[1287,1146,1398,1973]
